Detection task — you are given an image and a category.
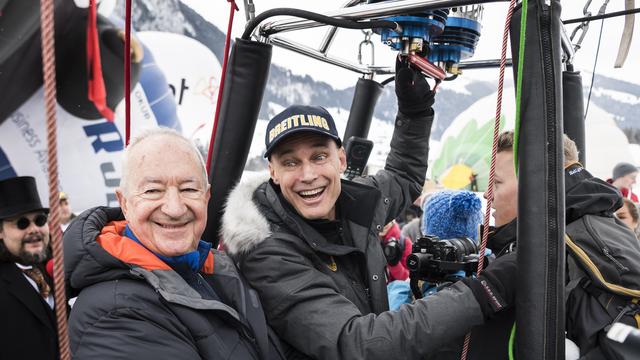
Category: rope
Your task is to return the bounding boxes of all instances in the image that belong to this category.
[124,0,132,145]
[584,18,605,120]
[206,0,239,173]
[513,0,528,173]
[380,76,395,86]
[39,0,71,358]
[459,1,517,359]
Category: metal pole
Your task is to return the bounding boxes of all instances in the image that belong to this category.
[261,0,505,34]
[270,36,374,74]
[560,25,576,64]
[458,58,513,69]
[318,0,366,53]
[319,27,340,54]
[243,0,256,22]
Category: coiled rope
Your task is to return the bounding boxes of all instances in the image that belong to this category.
[460,0,518,359]
[39,0,71,358]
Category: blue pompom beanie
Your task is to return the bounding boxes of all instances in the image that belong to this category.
[421,190,483,242]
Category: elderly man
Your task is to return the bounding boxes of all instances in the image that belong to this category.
[64,129,285,359]
[221,64,518,359]
[0,176,58,359]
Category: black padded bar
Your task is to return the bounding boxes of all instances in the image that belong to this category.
[204,39,272,246]
[563,70,586,166]
[343,77,383,142]
[510,0,566,358]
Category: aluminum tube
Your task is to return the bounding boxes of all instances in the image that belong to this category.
[275,33,514,75]
[270,36,373,74]
[262,0,504,34]
[319,27,340,54]
[366,59,513,73]
[560,25,576,64]
[243,0,256,22]
[457,58,513,69]
[319,0,365,53]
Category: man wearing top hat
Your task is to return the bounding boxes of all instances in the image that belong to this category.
[0,176,59,359]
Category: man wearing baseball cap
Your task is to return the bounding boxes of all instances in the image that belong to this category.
[0,176,58,359]
[221,64,517,359]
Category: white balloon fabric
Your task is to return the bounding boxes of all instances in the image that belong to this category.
[0,32,220,213]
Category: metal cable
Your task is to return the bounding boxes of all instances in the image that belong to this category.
[460,0,517,358]
[584,18,605,120]
[39,0,71,358]
[563,7,640,24]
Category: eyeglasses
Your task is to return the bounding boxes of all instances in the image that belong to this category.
[12,214,49,230]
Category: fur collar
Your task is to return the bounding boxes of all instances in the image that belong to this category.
[221,172,272,256]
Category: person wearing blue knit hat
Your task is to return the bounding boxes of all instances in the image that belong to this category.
[421,190,483,242]
[387,190,484,312]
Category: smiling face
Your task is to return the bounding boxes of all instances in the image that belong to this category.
[485,151,519,227]
[116,135,210,257]
[0,211,51,265]
[269,132,346,220]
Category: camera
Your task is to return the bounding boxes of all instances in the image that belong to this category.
[344,136,373,180]
[406,235,484,298]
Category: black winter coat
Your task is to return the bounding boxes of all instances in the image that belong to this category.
[0,261,59,359]
[435,164,623,360]
[64,207,286,360]
[222,111,486,360]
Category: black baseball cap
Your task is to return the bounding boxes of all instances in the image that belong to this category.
[264,105,342,158]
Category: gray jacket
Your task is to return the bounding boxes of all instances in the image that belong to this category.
[222,112,485,359]
[64,207,286,360]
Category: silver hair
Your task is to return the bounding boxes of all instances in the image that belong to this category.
[119,127,208,195]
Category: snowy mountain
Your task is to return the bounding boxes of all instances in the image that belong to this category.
[118,0,639,178]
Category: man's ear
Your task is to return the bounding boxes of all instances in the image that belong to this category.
[204,184,211,203]
[115,188,128,216]
[338,147,347,173]
[269,162,279,185]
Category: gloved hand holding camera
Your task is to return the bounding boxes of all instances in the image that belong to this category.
[462,251,517,319]
[395,56,435,117]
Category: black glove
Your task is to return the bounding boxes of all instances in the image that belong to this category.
[462,251,517,319]
[395,57,435,117]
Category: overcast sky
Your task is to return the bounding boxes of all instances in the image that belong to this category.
[183,0,640,89]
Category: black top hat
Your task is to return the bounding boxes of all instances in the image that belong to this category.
[0,177,48,220]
